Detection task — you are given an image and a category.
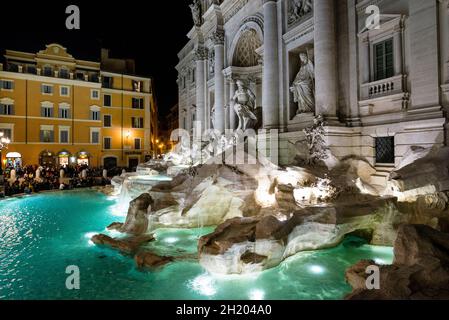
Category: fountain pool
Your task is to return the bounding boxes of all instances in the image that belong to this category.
[0,190,393,300]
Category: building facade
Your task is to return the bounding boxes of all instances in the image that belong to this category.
[177,0,449,187]
[0,44,158,169]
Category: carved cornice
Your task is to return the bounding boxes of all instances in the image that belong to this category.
[223,0,250,24]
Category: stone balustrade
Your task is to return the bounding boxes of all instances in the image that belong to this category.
[361,75,405,100]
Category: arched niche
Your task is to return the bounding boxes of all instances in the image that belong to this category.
[228,17,264,67]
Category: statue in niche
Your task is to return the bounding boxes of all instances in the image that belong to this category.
[288,0,313,25]
[211,104,216,129]
[290,52,315,114]
[233,80,257,131]
[190,0,202,27]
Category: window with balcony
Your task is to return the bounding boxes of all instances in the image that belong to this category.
[132,80,143,92]
[132,117,144,128]
[104,115,112,127]
[26,65,37,74]
[374,39,394,81]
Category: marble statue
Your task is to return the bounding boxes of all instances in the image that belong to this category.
[290,52,315,114]
[190,0,202,27]
[211,104,216,129]
[233,80,257,131]
[288,0,313,25]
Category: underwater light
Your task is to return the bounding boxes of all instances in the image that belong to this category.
[84,232,97,239]
[163,237,179,244]
[249,289,265,300]
[190,274,217,296]
[309,265,325,274]
[374,258,386,265]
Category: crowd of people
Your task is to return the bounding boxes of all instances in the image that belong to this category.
[0,164,127,197]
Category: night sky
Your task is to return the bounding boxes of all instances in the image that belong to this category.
[0,1,193,120]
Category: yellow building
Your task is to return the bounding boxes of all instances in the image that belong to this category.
[0,44,158,169]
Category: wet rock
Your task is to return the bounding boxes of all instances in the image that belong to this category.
[346,224,449,300]
[241,251,267,264]
[107,222,123,231]
[135,251,173,269]
[91,234,154,255]
[120,193,154,235]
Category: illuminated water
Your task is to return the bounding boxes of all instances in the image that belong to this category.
[0,190,393,300]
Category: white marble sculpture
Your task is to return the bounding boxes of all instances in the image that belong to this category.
[290,52,315,114]
[233,80,257,131]
[190,0,202,27]
[288,0,313,25]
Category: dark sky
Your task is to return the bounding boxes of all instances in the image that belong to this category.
[0,1,193,120]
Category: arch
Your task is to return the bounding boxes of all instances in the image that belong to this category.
[228,15,264,66]
[6,152,21,158]
[102,155,118,169]
[39,149,56,166]
[232,29,262,67]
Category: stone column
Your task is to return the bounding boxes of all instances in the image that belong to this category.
[228,77,237,130]
[262,0,280,129]
[358,34,370,84]
[195,47,207,131]
[213,31,225,133]
[314,0,338,122]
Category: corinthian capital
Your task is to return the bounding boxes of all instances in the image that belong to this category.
[211,30,225,45]
[194,47,209,61]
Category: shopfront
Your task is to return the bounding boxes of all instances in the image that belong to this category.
[5,152,22,168]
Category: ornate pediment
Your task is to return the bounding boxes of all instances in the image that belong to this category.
[37,44,74,60]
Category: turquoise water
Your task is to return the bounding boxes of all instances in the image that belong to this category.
[0,190,393,300]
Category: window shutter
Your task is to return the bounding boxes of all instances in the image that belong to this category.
[11,82,15,90]
[0,104,4,114]
[140,118,144,128]
[0,80,3,88]
[41,107,45,117]
[50,131,54,142]
[140,99,144,109]
[10,105,14,115]
[40,130,44,142]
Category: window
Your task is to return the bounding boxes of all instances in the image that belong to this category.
[90,73,99,83]
[132,98,144,109]
[132,80,143,92]
[134,138,141,150]
[43,66,53,77]
[91,110,100,121]
[92,132,100,144]
[60,129,69,144]
[59,68,69,79]
[104,137,111,150]
[375,137,395,164]
[0,104,14,115]
[7,64,19,72]
[26,65,37,74]
[58,104,70,119]
[91,89,100,100]
[102,76,113,88]
[60,86,70,97]
[104,94,112,107]
[76,72,85,81]
[0,80,14,90]
[40,129,54,143]
[41,103,54,118]
[374,39,394,81]
[0,129,12,140]
[132,117,144,128]
[104,115,112,127]
[41,84,53,95]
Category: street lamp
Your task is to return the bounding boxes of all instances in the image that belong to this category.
[0,132,11,170]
